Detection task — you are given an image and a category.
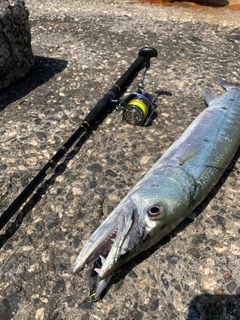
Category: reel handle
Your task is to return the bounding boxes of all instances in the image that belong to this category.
[109,47,158,97]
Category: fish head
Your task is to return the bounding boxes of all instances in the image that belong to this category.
[72,196,139,276]
[73,170,189,298]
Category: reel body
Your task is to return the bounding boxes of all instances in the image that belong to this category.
[122,93,154,126]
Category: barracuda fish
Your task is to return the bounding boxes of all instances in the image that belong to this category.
[73,78,240,300]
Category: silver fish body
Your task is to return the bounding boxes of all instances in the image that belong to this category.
[73,78,240,299]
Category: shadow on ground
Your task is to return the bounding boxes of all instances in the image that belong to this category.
[0,56,68,111]
[185,294,240,319]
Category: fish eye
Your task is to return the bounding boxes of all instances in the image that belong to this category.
[147,204,165,220]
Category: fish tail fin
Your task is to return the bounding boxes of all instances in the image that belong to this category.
[217,77,240,91]
[201,88,220,105]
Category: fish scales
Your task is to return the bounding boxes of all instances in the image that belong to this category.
[73,78,240,300]
[149,85,240,202]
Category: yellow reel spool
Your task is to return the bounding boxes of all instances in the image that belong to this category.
[126,99,148,118]
[122,93,153,126]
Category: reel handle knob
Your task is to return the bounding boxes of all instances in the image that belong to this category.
[138,47,158,59]
[138,47,158,70]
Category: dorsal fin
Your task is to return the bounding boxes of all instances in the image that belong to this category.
[217,77,240,91]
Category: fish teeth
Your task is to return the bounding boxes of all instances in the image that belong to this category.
[100,255,106,264]
[102,229,117,244]
[94,268,101,274]
[94,256,106,274]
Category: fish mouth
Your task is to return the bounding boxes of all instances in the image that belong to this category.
[73,199,135,279]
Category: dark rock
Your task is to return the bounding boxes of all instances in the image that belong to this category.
[89,180,97,188]
[209,240,217,246]
[46,298,58,315]
[76,211,85,219]
[161,273,169,290]
[51,279,65,297]
[86,163,102,172]
[139,304,148,312]
[133,302,138,309]
[192,233,207,245]
[95,188,106,195]
[166,255,180,265]
[0,294,19,320]
[65,295,76,308]
[226,281,237,294]
[36,131,46,140]
[174,284,182,292]
[187,248,201,259]
[51,312,60,320]
[212,215,225,227]
[231,211,240,220]
[0,302,12,320]
[150,299,159,311]
[0,0,34,90]
[170,279,182,292]
[0,164,7,170]
[105,169,117,177]
[78,298,93,310]
[58,263,67,272]
[72,237,81,248]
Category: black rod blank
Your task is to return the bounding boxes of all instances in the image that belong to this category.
[0,47,157,230]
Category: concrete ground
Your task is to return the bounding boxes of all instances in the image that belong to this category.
[0,1,240,319]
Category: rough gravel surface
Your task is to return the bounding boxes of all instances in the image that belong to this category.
[0,1,240,319]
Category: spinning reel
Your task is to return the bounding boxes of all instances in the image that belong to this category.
[115,47,157,126]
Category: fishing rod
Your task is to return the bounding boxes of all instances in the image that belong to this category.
[0,47,158,231]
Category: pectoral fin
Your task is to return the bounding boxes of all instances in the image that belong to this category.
[201,88,220,105]
[176,145,202,166]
